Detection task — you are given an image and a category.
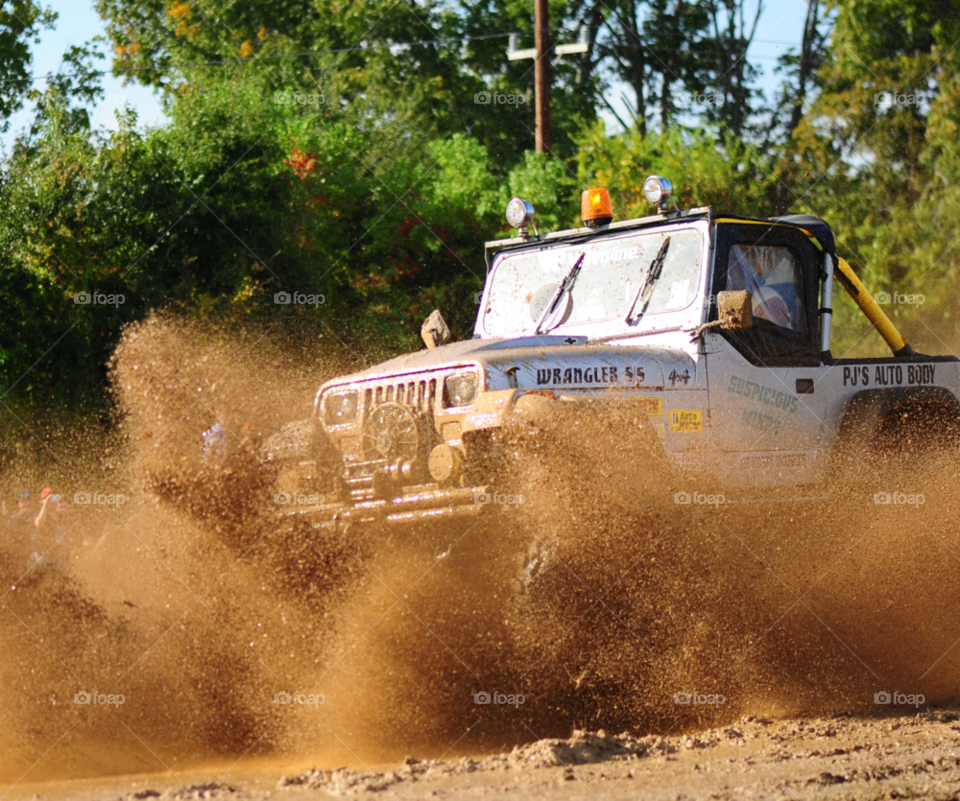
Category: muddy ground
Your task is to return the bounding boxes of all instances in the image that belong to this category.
[5,316,960,800]
[10,713,960,800]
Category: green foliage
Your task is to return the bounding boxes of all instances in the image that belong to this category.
[10,0,960,425]
[577,123,777,220]
[788,0,960,355]
[0,68,512,415]
[506,150,572,231]
[0,0,55,126]
[94,0,553,164]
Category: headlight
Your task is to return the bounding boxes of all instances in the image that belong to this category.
[505,197,535,230]
[643,175,673,209]
[324,391,359,425]
[443,373,478,408]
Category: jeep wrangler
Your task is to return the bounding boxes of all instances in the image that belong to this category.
[265,176,960,530]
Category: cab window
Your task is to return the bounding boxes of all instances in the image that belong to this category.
[713,223,821,368]
[727,244,807,334]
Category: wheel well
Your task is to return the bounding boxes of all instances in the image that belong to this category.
[836,386,960,455]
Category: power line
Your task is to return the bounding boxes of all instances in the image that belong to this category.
[30,31,515,80]
[28,29,806,81]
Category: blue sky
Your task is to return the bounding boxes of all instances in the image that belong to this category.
[2,0,164,147]
[603,0,813,130]
[2,0,811,147]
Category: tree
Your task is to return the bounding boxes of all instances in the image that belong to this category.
[769,0,832,213]
[698,0,763,139]
[576,122,777,220]
[0,62,541,419]
[0,1,56,127]
[785,0,960,351]
[95,0,542,162]
[568,0,767,137]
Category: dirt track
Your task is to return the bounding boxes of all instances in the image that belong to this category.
[10,711,960,801]
[6,318,960,800]
[269,711,960,799]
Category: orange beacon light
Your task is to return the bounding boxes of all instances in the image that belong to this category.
[581,188,613,228]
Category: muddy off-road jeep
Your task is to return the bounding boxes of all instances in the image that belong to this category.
[266,177,960,529]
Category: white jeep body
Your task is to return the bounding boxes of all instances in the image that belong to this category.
[278,207,960,527]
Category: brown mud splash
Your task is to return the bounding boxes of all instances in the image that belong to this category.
[2,314,960,783]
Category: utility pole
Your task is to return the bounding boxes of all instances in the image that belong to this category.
[508,16,587,155]
[534,0,551,154]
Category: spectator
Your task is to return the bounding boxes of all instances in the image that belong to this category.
[34,488,74,563]
[6,492,34,538]
[53,496,86,549]
[6,491,43,570]
[202,422,227,462]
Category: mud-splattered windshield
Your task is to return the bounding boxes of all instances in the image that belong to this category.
[481,227,704,338]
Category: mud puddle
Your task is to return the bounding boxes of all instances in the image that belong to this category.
[2,315,960,797]
[10,710,960,800]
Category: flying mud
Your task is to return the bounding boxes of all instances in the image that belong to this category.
[2,314,960,799]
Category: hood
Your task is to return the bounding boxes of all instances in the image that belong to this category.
[318,335,696,397]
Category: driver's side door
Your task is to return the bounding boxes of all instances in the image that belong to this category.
[705,223,827,481]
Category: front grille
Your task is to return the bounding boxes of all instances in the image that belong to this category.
[322,371,477,496]
[364,376,439,414]
[324,374,447,475]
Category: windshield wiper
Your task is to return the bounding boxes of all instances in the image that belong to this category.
[534,252,585,335]
[625,236,671,326]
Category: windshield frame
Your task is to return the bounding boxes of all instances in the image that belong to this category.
[475,219,712,341]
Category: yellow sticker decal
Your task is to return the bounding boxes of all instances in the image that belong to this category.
[670,410,702,433]
[652,423,666,438]
[634,396,664,417]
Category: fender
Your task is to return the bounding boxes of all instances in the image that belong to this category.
[835,386,960,453]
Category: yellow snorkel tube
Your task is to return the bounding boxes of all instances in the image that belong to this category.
[833,257,915,358]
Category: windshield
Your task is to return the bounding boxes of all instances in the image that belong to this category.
[481,227,704,338]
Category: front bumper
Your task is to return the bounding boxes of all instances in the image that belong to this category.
[278,483,491,531]
[281,390,522,531]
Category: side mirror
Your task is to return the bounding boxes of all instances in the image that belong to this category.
[421,309,451,349]
[717,290,754,331]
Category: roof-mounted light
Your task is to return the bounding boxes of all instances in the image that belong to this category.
[581,188,613,228]
[506,197,537,237]
[643,175,674,213]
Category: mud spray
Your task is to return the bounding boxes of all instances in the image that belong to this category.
[2,314,960,784]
